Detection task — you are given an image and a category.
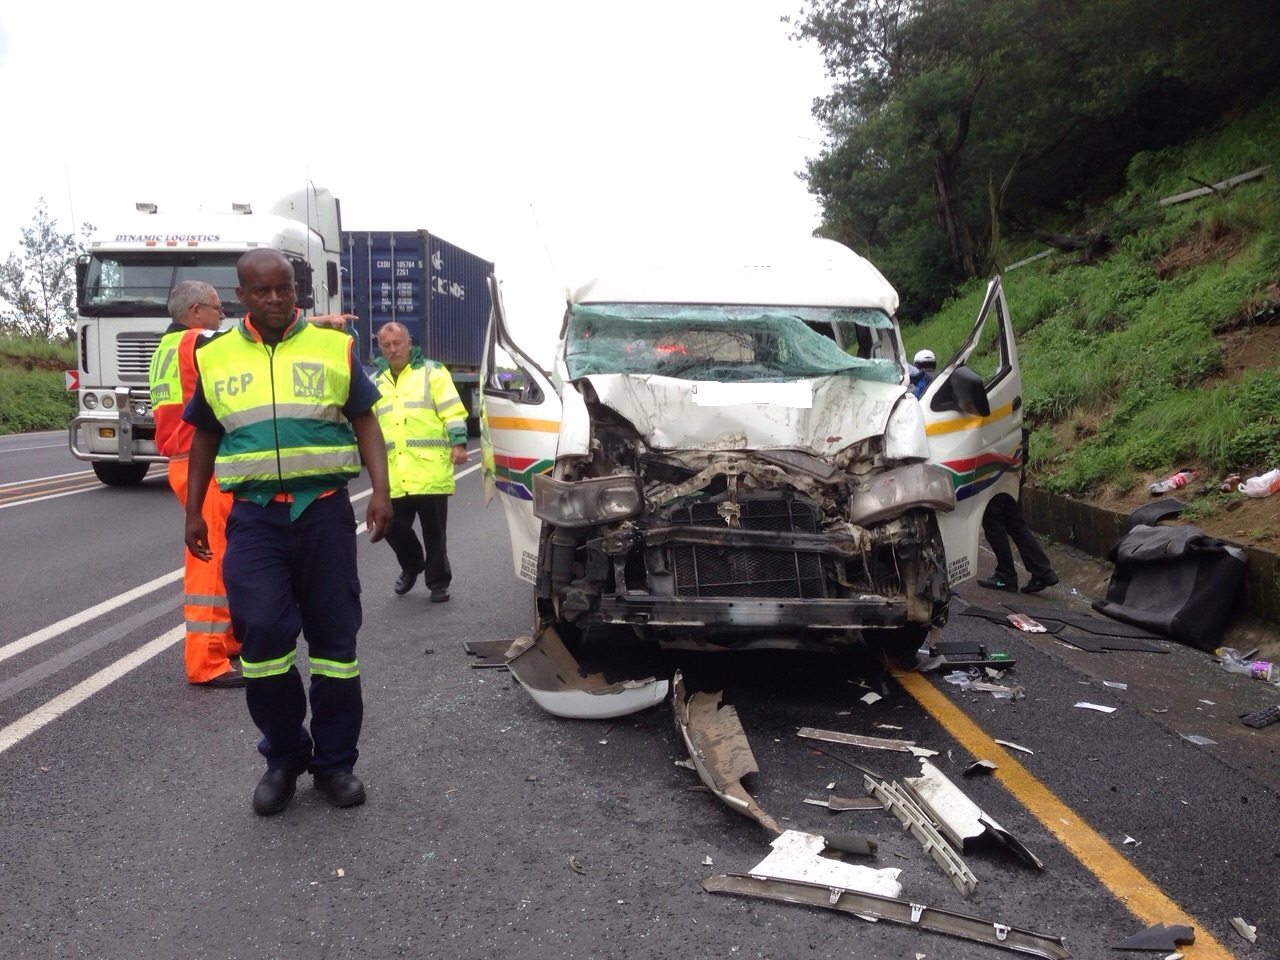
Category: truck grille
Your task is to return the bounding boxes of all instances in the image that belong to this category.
[667,496,826,599]
[117,333,164,383]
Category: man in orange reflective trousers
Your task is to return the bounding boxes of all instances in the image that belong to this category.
[149,281,243,686]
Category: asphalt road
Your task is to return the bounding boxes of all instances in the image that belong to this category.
[1,430,1277,960]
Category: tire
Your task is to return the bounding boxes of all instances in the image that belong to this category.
[92,461,151,486]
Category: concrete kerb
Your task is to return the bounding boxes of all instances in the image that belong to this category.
[1021,487,1280,660]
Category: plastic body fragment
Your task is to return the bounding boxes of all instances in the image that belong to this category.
[1112,922,1195,950]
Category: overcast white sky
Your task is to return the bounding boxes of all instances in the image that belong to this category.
[0,1,831,356]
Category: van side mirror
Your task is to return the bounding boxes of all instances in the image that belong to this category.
[929,365,990,417]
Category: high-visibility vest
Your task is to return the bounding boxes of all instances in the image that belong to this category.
[148,326,203,458]
[374,360,467,497]
[195,317,360,508]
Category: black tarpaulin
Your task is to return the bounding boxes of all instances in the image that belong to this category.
[1092,524,1247,652]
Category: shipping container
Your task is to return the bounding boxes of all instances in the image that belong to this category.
[341,229,494,381]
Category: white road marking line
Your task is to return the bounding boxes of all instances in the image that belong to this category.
[0,487,100,510]
[0,469,93,487]
[1,460,481,659]
[0,441,71,454]
[0,627,183,755]
[0,569,183,663]
[0,456,486,754]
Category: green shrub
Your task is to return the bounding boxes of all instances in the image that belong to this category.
[0,367,75,433]
[0,334,77,435]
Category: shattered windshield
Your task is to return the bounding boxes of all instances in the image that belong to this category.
[564,304,902,383]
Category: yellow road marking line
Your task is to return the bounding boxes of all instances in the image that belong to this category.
[896,670,1235,959]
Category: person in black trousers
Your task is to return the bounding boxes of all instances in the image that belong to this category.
[977,429,1059,594]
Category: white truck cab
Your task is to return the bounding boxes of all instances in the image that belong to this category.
[69,187,343,485]
[481,239,1023,717]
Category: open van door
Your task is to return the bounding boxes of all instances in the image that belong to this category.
[480,276,561,584]
[920,276,1023,586]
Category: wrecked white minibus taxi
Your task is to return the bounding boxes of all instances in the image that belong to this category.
[480,240,1023,718]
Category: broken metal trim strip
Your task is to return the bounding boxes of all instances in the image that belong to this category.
[798,727,939,758]
[864,773,978,896]
[703,874,1071,960]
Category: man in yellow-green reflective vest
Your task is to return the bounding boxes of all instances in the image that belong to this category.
[183,249,393,817]
[372,322,469,603]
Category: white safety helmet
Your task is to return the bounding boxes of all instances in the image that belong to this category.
[913,349,936,369]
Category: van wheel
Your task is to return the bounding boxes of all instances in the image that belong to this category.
[92,462,151,486]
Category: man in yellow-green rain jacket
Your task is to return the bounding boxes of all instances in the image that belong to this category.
[372,322,469,602]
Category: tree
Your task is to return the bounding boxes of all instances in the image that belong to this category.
[794,0,1280,319]
[0,200,91,341]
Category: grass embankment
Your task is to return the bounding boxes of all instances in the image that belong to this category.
[0,335,75,434]
[906,94,1280,542]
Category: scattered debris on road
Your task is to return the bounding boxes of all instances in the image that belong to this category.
[995,738,1035,755]
[1111,922,1195,950]
[864,771,977,896]
[1240,703,1280,728]
[1229,916,1258,943]
[703,872,1071,958]
[672,672,780,834]
[1008,613,1047,633]
[505,629,668,718]
[902,760,1044,869]
[743,829,902,897]
[462,638,519,668]
[798,726,938,757]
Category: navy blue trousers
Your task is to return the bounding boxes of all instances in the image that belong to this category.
[982,492,1054,581]
[223,491,364,776]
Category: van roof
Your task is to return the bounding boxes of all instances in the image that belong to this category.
[568,238,899,315]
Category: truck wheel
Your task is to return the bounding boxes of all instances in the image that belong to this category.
[92,462,151,486]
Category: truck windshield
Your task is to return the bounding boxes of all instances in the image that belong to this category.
[564,304,902,383]
[80,252,244,318]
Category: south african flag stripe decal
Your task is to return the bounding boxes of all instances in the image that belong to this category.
[494,454,553,501]
[938,448,1023,501]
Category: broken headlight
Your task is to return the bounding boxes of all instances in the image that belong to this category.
[847,463,956,526]
[533,473,643,528]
